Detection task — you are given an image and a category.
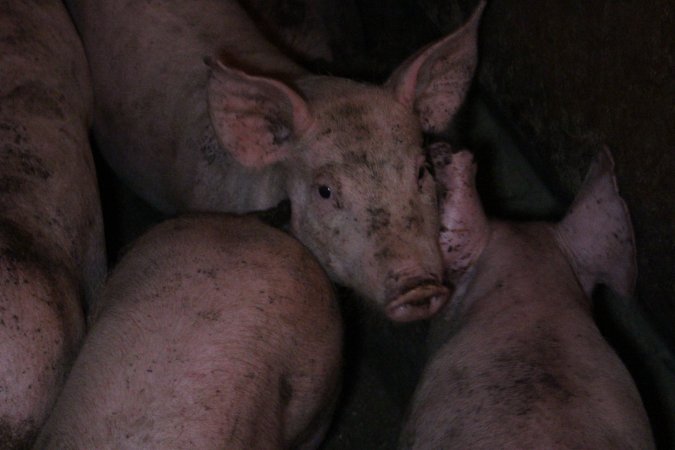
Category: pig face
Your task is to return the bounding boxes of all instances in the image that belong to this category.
[286,80,446,320]
[207,2,484,320]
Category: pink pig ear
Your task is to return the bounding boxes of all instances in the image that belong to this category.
[554,147,637,299]
[431,144,489,283]
[386,1,485,134]
[207,59,313,168]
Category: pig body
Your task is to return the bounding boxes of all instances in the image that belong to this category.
[34,215,342,449]
[64,0,486,320]
[399,147,655,448]
[0,1,106,447]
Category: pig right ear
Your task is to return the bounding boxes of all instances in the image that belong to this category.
[207,59,313,168]
[385,1,485,134]
[554,148,637,299]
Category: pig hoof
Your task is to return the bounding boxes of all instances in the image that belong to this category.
[385,285,449,322]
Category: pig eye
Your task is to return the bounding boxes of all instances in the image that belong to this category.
[318,185,332,199]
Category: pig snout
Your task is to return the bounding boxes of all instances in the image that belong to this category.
[384,274,449,322]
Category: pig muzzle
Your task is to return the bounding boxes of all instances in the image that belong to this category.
[384,277,449,322]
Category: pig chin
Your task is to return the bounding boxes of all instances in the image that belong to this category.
[383,277,450,322]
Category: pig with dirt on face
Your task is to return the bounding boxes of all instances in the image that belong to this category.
[0,0,106,447]
[399,145,655,449]
[34,215,342,449]
[64,0,486,320]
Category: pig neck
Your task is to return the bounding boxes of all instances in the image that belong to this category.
[434,221,591,349]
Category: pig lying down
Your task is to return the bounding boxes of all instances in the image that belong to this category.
[64,0,486,320]
[35,215,342,449]
[399,146,655,448]
[0,0,106,447]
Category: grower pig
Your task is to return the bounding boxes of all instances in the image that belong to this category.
[64,0,486,320]
[399,146,655,448]
[0,0,106,447]
[34,214,342,449]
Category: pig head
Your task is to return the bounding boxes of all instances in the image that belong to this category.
[432,142,636,300]
[207,3,485,321]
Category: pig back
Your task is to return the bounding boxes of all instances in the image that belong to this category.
[35,214,342,449]
[400,223,654,449]
[0,0,105,447]
[64,0,306,213]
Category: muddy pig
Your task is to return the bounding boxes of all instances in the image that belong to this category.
[34,215,342,449]
[398,146,655,448]
[63,0,487,320]
[0,0,106,447]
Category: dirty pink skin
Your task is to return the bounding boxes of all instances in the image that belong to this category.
[0,1,106,447]
[399,145,655,448]
[64,0,486,320]
[34,215,342,449]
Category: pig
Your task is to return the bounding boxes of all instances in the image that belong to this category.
[0,0,106,447]
[398,145,655,448]
[63,0,487,320]
[34,214,343,449]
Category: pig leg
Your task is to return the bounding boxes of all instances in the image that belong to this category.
[0,1,105,447]
[35,215,342,449]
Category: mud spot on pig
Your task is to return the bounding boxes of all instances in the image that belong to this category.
[4,82,66,120]
[404,200,424,231]
[0,220,74,329]
[374,246,394,262]
[489,334,574,416]
[0,418,37,450]
[1,130,52,181]
[333,103,366,121]
[197,309,221,321]
[330,104,373,142]
[366,207,391,237]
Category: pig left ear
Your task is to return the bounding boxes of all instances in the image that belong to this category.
[385,1,485,134]
[432,144,490,284]
[554,147,637,299]
[207,59,313,168]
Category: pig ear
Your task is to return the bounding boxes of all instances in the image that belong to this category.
[207,59,313,168]
[385,1,485,134]
[431,144,489,283]
[554,147,637,299]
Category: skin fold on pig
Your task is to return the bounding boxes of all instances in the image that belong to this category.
[63,0,487,321]
[0,1,106,447]
[399,145,655,449]
[34,214,343,450]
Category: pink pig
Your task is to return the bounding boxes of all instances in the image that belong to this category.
[399,145,655,448]
[35,215,342,449]
[0,1,105,447]
[64,0,487,320]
